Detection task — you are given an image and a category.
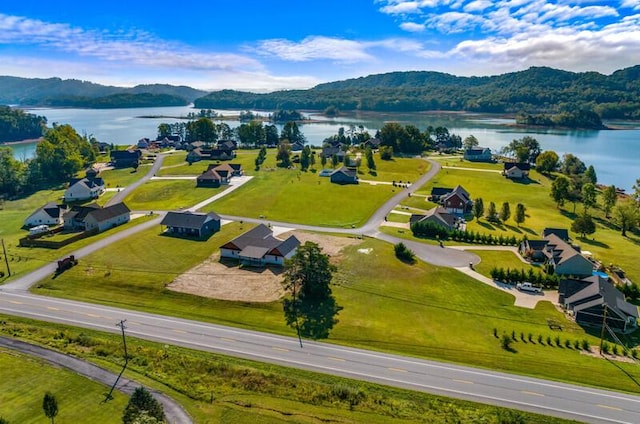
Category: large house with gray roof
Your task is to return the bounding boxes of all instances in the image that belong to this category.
[410,207,457,231]
[160,211,221,238]
[64,202,130,233]
[520,233,593,277]
[220,224,300,266]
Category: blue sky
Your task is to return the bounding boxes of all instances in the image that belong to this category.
[0,0,639,91]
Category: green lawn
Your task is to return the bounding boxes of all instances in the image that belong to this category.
[123,179,225,211]
[33,228,640,395]
[357,156,430,183]
[0,347,127,423]
[471,249,540,278]
[201,168,395,227]
[100,167,146,188]
[0,200,154,284]
[1,316,571,424]
[411,166,640,282]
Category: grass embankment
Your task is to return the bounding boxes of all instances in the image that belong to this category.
[33,227,640,394]
[0,347,127,423]
[0,316,573,424]
[0,190,155,282]
[470,250,538,278]
[406,159,640,282]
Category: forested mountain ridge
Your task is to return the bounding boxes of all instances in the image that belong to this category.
[0,76,207,106]
[194,66,640,119]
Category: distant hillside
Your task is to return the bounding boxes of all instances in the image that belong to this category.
[194,66,640,119]
[0,76,207,106]
[39,93,189,109]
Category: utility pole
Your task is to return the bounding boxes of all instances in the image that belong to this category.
[1,239,10,277]
[599,303,608,356]
[104,320,129,402]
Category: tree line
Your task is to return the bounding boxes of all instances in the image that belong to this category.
[0,106,47,143]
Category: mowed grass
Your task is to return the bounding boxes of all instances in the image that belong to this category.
[123,179,225,211]
[202,168,396,227]
[413,165,640,282]
[0,187,155,282]
[33,228,640,394]
[0,348,127,423]
[100,166,146,188]
[471,250,540,278]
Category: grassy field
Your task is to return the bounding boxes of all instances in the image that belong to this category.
[471,249,539,278]
[0,316,571,424]
[123,179,225,211]
[100,167,146,188]
[0,347,127,423]
[33,226,640,395]
[0,188,155,283]
[202,168,396,227]
[408,163,640,282]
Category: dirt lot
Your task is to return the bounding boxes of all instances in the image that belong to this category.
[167,231,363,302]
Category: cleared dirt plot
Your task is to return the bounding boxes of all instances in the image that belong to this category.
[168,231,363,302]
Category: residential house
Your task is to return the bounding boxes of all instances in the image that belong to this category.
[290,141,305,152]
[561,276,638,333]
[217,140,237,152]
[463,147,492,162]
[189,141,206,150]
[410,207,457,230]
[196,169,223,187]
[24,202,67,228]
[363,138,382,150]
[64,174,106,202]
[187,147,205,163]
[502,162,530,180]
[520,233,593,277]
[542,228,570,242]
[64,202,130,232]
[321,146,346,161]
[110,149,141,168]
[429,187,453,202]
[137,138,150,149]
[160,211,221,238]
[441,185,472,214]
[197,163,243,187]
[220,224,300,266]
[330,167,358,184]
[209,149,235,160]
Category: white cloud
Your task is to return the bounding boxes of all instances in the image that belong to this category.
[0,13,262,72]
[427,11,486,33]
[400,22,427,32]
[622,0,640,11]
[380,1,422,14]
[256,36,375,63]
[464,0,493,12]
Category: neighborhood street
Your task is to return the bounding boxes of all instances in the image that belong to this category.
[1,155,636,423]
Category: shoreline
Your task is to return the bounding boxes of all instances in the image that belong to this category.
[0,137,42,146]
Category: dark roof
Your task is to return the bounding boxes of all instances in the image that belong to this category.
[430,187,452,196]
[464,147,490,155]
[86,202,130,223]
[110,149,141,159]
[331,166,356,178]
[197,169,221,181]
[66,203,101,221]
[161,211,220,229]
[69,177,104,189]
[566,276,638,319]
[322,146,345,157]
[365,138,381,147]
[27,202,64,221]
[221,224,300,257]
[411,207,456,228]
[543,228,570,241]
[229,163,243,172]
[503,162,530,171]
[525,239,549,251]
[217,140,237,150]
[544,233,585,266]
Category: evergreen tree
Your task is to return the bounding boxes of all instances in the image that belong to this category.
[42,392,58,424]
[551,175,572,207]
[571,214,596,238]
[499,202,511,223]
[514,203,526,227]
[602,185,617,218]
[584,165,597,184]
[122,387,165,424]
[473,198,484,221]
[487,201,497,221]
[581,183,597,213]
[276,143,292,168]
[365,147,376,171]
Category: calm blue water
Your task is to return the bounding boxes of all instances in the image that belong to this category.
[7,106,640,192]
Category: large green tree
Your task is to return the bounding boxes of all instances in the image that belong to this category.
[282,242,342,340]
[561,153,586,175]
[276,143,292,168]
[499,202,511,223]
[602,185,617,218]
[463,134,479,150]
[473,197,484,221]
[34,124,95,182]
[280,121,305,144]
[535,150,559,174]
[237,120,265,147]
[0,147,27,195]
[186,117,216,143]
[581,183,597,213]
[502,136,540,163]
[156,123,172,139]
[514,203,526,227]
[122,387,165,424]
[571,214,596,238]
[551,175,572,208]
[612,199,640,237]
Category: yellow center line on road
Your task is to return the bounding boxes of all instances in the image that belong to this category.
[220,337,235,342]
[9,301,23,305]
[521,390,544,397]
[597,404,623,411]
[327,357,346,362]
[85,313,100,318]
[173,329,187,334]
[272,347,289,352]
[46,307,60,311]
[388,367,407,373]
[453,379,474,384]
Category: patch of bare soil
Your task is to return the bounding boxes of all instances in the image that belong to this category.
[167,232,363,301]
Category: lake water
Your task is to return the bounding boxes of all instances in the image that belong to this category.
[7,106,640,192]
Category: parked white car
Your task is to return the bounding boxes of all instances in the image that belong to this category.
[516,282,542,293]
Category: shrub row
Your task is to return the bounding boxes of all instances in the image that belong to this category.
[411,221,521,246]
[489,267,560,288]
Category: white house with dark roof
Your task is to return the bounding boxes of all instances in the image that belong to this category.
[24,202,68,228]
[64,202,130,232]
[330,166,358,184]
[220,224,300,266]
[64,176,105,202]
[463,147,492,162]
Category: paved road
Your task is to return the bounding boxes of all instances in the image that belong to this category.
[0,291,638,424]
[0,336,192,424]
[106,154,167,207]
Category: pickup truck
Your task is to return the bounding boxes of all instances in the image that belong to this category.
[516,282,542,293]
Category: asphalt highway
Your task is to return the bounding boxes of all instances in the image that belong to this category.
[0,290,639,423]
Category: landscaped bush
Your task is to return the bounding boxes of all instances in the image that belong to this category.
[411,221,521,247]
[394,242,416,264]
[489,266,559,288]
